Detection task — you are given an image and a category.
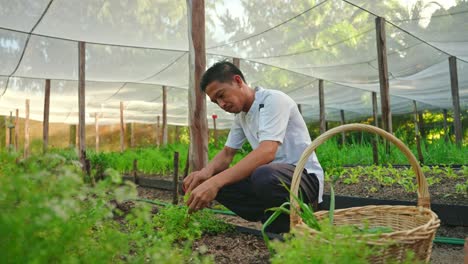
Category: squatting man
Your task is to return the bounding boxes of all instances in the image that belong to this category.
[183,61,323,233]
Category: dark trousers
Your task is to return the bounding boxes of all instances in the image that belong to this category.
[215,163,319,234]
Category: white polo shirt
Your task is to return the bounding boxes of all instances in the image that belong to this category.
[225,87,324,202]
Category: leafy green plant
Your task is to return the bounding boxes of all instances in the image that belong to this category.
[153,205,233,243]
[0,151,212,263]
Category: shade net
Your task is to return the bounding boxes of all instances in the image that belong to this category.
[0,0,465,128]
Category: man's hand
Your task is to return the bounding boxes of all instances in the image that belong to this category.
[183,169,211,193]
[186,179,220,213]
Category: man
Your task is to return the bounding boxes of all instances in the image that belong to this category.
[183,61,323,233]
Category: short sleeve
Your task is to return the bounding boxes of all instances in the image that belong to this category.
[225,115,246,149]
[258,93,290,143]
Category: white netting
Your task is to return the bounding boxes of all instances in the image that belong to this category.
[0,0,466,127]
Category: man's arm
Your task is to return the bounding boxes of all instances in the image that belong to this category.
[186,140,279,212]
[183,146,237,193]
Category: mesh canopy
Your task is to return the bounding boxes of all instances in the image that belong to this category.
[0,0,466,128]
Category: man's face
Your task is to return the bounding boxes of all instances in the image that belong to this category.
[205,77,244,114]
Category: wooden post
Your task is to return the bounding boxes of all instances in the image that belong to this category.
[297,104,302,115]
[371,92,379,164]
[78,41,86,166]
[162,86,168,146]
[120,101,125,152]
[156,115,160,146]
[24,99,30,158]
[233,57,240,68]
[375,17,392,134]
[413,101,424,164]
[173,151,179,205]
[449,56,462,146]
[187,0,208,172]
[319,79,326,134]
[340,109,346,146]
[14,109,19,152]
[43,79,51,153]
[443,109,449,142]
[95,113,99,152]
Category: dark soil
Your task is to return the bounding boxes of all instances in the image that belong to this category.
[135,186,466,264]
[323,171,467,206]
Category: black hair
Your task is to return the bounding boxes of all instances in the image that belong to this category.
[200,61,246,92]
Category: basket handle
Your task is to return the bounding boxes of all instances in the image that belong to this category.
[290,124,430,227]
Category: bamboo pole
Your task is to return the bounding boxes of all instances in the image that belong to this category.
[4,117,8,150]
[120,101,125,152]
[449,56,462,146]
[78,42,86,166]
[43,79,51,153]
[319,79,326,134]
[413,101,424,164]
[187,0,208,171]
[24,99,30,158]
[162,86,168,146]
[375,17,392,134]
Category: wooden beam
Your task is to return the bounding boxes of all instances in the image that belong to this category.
[319,79,326,134]
[340,109,346,145]
[120,101,125,152]
[232,57,240,68]
[24,99,30,158]
[43,79,51,153]
[375,17,392,134]
[162,86,168,146]
[95,113,99,152]
[15,109,19,152]
[371,92,379,164]
[449,56,462,146]
[187,0,208,171]
[443,109,448,142]
[78,41,86,165]
[413,101,424,164]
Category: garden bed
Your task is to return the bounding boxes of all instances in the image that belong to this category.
[135,186,465,264]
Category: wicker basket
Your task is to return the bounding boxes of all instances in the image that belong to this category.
[290,124,440,263]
